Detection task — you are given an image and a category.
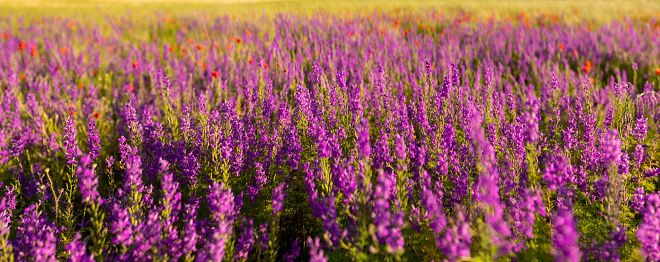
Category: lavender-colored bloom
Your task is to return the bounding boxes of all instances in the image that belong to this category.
[0,187,16,256]
[632,187,647,213]
[394,134,406,161]
[371,169,405,254]
[438,207,472,260]
[110,203,133,247]
[634,145,645,168]
[357,118,371,159]
[372,131,392,169]
[235,218,255,261]
[67,233,94,262]
[181,200,200,260]
[15,205,57,262]
[0,188,15,238]
[634,116,648,142]
[552,208,581,262]
[272,181,287,216]
[200,182,237,261]
[118,136,144,205]
[601,130,622,167]
[319,196,345,247]
[122,101,140,140]
[543,152,571,191]
[307,236,328,262]
[87,120,101,160]
[158,158,182,259]
[604,106,614,129]
[106,156,114,169]
[259,222,269,251]
[64,116,79,165]
[77,154,101,205]
[638,194,660,261]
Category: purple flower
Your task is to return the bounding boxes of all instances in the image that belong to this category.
[106,156,114,169]
[235,218,255,261]
[272,181,287,217]
[181,200,199,260]
[357,118,371,159]
[319,196,345,248]
[601,129,622,167]
[552,208,582,262]
[307,236,328,262]
[87,119,101,160]
[259,222,269,251]
[110,203,133,248]
[67,233,94,262]
[634,145,645,168]
[634,116,648,142]
[158,158,182,259]
[372,131,392,169]
[394,134,406,161]
[64,116,79,165]
[371,169,405,254]
[632,187,647,213]
[200,182,237,261]
[15,205,57,262]
[438,206,471,260]
[638,194,660,261]
[118,136,144,205]
[543,152,571,191]
[604,106,614,129]
[77,154,101,205]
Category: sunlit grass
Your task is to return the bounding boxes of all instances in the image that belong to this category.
[1,0,659,24]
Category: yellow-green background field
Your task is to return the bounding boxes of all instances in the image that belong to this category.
[1,0,660,23]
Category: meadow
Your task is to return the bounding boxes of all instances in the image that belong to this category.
[1,0,660,261]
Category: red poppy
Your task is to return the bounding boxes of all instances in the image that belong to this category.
[169,46,175,52]
[248,58,253,64]
[93,113,100,119]
[197,45,203,51]
[590,78,595,83]
[212,71,219,78]
[128,84,134,91]
[656,68,660,75]
[236,38,242,44]
[559,44,564,50]
[19,41,26,51]
[133,61,138,68]
[262,62,268,69]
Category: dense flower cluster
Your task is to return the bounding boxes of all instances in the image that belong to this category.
[0,9,658,261]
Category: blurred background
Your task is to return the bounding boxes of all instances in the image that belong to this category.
[1,0,659,23]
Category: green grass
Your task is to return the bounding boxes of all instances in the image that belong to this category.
[1,0,659,24]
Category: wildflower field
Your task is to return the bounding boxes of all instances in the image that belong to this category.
[1,0,660,261]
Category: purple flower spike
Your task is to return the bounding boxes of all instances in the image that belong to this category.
[64,116,80,165]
